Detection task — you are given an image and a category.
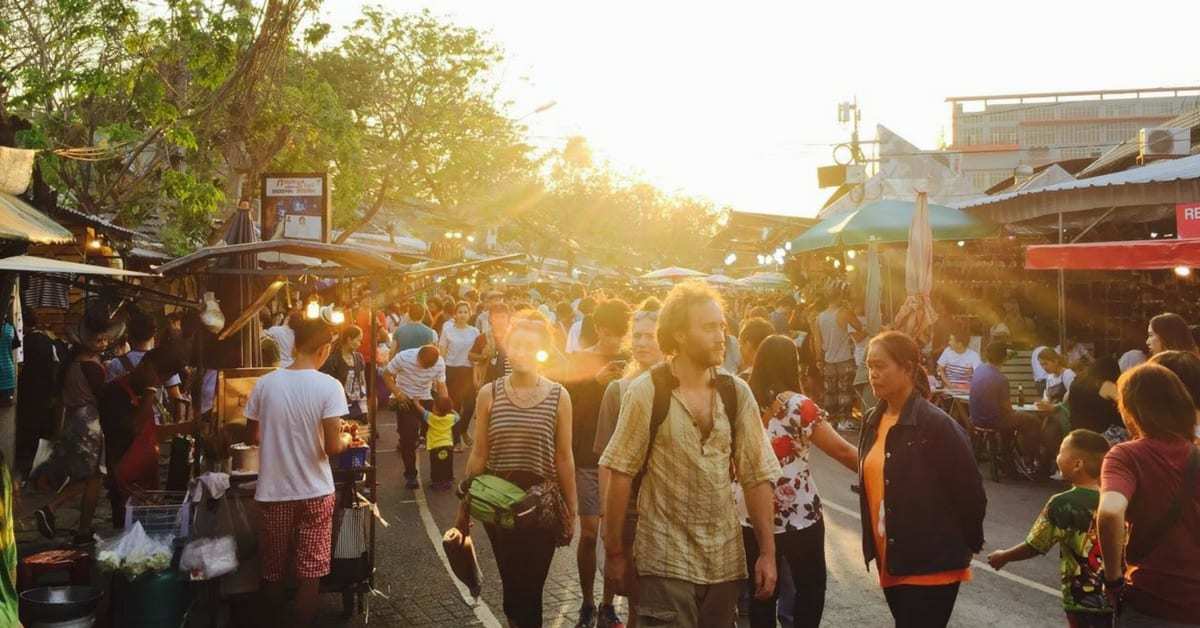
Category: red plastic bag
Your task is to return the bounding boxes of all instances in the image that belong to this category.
[116,422,160,494]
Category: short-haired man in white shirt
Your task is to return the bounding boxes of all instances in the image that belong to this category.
[245,317,350,626]
[384,344,449,489]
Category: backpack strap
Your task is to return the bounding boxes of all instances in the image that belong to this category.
[633,364,676,492]
[1128,445,1199,562]
[714,371,740,459]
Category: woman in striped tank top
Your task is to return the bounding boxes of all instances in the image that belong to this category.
[459,312,577,628]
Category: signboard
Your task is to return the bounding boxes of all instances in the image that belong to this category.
[260,173,329,242]
[1176,202,1200,239]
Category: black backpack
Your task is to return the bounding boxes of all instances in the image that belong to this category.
[633,363,741,492]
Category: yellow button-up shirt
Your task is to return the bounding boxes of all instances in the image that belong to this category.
[599,370,780,584]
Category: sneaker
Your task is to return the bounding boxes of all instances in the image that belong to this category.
[598,604,624,628]
[34,508,56,539]
[405,477,419,490]
[574,603,596,628]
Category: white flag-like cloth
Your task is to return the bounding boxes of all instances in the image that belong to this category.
[893,191,937,346]
[0,147,38,195]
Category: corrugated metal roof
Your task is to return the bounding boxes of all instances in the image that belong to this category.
[52,206,140,239]
[0,193,74,244]
[1077,108,1200,178]
[954,153,1200,211]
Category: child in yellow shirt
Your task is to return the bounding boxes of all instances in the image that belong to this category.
[421,397,460,490]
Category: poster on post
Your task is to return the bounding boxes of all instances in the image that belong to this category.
[260,173,329,242]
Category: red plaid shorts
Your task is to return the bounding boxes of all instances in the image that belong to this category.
[257,494,336,581]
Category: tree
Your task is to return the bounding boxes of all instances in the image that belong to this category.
[318,7,538,242]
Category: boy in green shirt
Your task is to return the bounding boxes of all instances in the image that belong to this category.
[987,429,1113,627]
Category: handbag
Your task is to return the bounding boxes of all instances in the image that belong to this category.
[517,480,573,547]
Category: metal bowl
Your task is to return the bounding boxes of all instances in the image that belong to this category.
[19,586,103,622]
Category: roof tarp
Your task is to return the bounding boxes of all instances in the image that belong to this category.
[1025,239,1200,270]
[0,193,73,244]
[0,254,154,276]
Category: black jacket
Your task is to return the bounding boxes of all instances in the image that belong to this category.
[857,393,987,576]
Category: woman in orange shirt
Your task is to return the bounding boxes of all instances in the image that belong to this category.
[859,331,987,628]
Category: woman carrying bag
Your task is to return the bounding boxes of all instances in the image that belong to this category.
[456,311,577,628]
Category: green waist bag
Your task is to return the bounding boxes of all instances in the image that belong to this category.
[465,474,529,529]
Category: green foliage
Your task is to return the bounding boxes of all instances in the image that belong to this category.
[1,1,727,264]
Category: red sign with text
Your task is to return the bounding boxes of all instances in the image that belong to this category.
[1177,203,1200,239]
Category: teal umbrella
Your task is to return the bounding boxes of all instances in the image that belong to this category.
[789,199,996,253]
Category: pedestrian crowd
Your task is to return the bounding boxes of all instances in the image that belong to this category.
[3,279,1199,628]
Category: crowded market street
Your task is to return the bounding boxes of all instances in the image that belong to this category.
[325,414,1065,627]
[6,2,1200,628]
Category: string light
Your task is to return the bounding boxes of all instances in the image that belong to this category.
[1174,266,1192,278]
[846,250,857,259]
[956,240,966,247]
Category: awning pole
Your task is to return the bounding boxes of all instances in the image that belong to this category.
[1058,212,1066,350]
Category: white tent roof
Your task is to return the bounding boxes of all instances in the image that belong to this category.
[0,255,154,276]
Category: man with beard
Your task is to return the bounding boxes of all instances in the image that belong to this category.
[600,281,780,628]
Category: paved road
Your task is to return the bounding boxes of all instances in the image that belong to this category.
[317,413,1068,627]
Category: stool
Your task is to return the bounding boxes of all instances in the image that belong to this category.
[18,548,91,592]
[971,426,1005,483]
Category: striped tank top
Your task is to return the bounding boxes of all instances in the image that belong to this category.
[486,376,561,481]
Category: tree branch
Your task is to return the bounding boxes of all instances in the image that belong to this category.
[333,172,392,244]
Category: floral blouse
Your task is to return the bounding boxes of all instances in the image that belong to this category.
[734,392,826,533]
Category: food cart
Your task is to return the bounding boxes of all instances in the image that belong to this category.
[155,220,523,622]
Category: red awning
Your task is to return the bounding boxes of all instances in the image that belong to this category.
[1025,239,1200,270]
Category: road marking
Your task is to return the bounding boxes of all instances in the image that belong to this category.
[412,480,503,627]
[821,498,1060,597]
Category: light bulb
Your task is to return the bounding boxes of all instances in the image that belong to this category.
[1175,266,1192,278]
[330,309,346,325]
[87,239,102,250]
[957,240,965,247]
[846,264,856,272]
[846,250,856,259]
[536,350,549,363]
[305,300,320,320]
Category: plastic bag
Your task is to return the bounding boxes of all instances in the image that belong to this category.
[180,536,238,581]
[193,492,258,559]
[442,527,481,599]
[96,521,173,578]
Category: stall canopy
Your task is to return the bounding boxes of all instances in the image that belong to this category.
[156,239,406,276]
[641,266,707,280]
[1025,239,1200,270]
[0,192,73,244]
[0,254,153,276]
[789,199,996,253]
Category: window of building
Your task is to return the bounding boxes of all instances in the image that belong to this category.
[1023,127,1054,146]
[990,127,1017,144]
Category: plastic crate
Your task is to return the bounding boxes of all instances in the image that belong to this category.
[125,491,191,539]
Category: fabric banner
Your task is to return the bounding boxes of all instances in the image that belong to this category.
[0,148,37,196]
[1025,239,1200,270]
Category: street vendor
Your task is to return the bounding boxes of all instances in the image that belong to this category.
[244,316,351,626]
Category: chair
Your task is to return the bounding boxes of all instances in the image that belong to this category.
[971,426,1006,483]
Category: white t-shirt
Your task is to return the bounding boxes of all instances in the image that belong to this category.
[264,325,295,368]
[244,368,349,502]
[440,322,481,367]
[937,347,982,389]
[1043,369,1076,403]
[385,348,447,400]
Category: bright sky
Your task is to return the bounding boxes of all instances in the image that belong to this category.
[322,1,1198,217]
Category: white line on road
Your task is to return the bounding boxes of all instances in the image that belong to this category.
[820,498,1060,597]
[412,482,504,627]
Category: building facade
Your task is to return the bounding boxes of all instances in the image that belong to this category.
[947,86,1200,192]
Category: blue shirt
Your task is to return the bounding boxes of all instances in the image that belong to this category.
[968,363,1009,428]
[392,323,437,353]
